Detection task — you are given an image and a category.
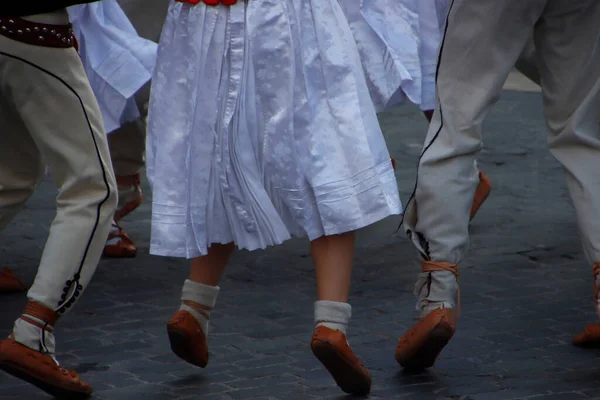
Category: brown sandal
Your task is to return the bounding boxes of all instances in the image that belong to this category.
[103,225,137,258]
[573,263,600,347]
[0,268,26,293]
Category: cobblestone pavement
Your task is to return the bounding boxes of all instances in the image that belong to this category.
[3,89,600,400]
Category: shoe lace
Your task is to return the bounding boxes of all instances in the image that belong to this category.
[420,262,460,316]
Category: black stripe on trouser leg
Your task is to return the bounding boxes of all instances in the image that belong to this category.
[40,325,50,354]
[398,0,456,260]
[0,51,112,314]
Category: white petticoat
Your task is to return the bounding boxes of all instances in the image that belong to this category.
[339,0,448,112]
[68,0,158,133]
[147,0,402,258]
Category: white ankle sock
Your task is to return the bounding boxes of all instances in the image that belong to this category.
[12,315,57,360]
[314,301,352,335]
[414,270,458,317]
[179,279,219,335]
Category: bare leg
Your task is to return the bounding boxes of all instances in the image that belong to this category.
[311,232,355,302]
[189,242,235,286]
[310,232,370,395]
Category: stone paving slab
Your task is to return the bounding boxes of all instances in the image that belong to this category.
[2,90,600,399]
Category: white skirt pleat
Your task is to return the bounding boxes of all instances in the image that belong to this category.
[147,0,402,258]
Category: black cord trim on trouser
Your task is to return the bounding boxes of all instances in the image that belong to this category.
[0,50,112,314]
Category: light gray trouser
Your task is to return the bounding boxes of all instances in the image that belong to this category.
[0,9,117,352]
[402,0,600,311]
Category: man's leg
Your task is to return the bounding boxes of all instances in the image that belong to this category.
[104,85,148,258]
[0,101,44,293]
[470,38,539,222]
[104,119,146,258]
[529,0,600,346]
[396,0,547,370]
[109,82,149,181]
[421,110,492,222]
[109,121,146,182]
[0,9,117,398]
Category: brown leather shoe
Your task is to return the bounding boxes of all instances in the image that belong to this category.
[310,326,371,395]
[114,173,143,223]
[167,310,209,368]
[0,268,26,292]
[395,308,456,371]
[573,263,600,347]
[470,171,491,221]
[103,225,137,258]
[0,301,92,399]
[0,339,92,399]
[573,323,600,347]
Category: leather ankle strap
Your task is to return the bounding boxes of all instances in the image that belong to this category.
[421,261,459,279]
[422,261,460,316]
[23,301,59,327]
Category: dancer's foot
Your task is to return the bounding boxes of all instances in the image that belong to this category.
[1,301,92,398]
[0,268,26,293]
[0,338,92,399]
[103,222,136,258]
[573,263,600,347]
[311,326,371,395]
[167,310,209,368]
[395,307,456,371]
[470,171,491,221]
[573,323,600,347]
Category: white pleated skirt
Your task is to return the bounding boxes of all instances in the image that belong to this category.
[339,0,448,112]
[68,0,158,133]
[147,0,402,258]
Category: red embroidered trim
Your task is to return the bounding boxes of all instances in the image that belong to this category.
[175,0,237,5]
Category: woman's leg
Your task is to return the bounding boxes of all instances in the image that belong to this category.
[310,232,371,396]
[189,243,235,286]
[167,243,235,368]
[312,233,354,303]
